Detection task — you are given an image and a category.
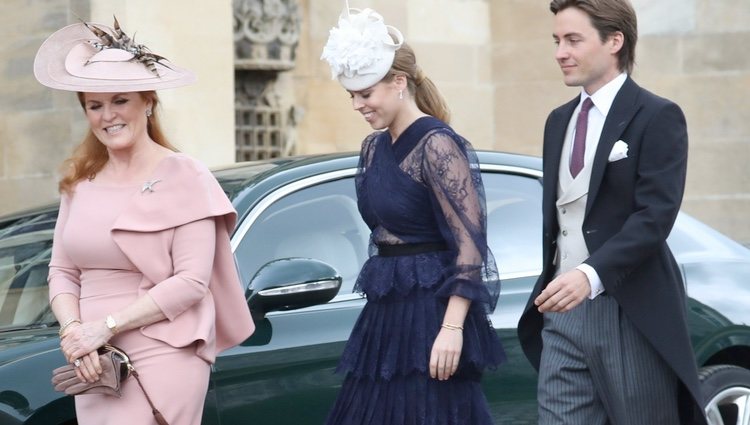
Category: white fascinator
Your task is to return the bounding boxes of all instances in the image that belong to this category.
[320,1,404,91]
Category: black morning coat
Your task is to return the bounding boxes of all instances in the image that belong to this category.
[517,77,708,424]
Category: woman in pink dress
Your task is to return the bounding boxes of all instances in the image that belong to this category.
[35,18,255,425]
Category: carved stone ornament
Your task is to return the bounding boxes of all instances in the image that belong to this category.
[233,0,301,70]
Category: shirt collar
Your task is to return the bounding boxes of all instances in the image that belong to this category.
[579,72,628,116]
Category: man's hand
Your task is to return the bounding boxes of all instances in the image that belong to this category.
[535,269,591,313]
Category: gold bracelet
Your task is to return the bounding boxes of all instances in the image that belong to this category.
[441,323,464,331]
[58,318,81,336]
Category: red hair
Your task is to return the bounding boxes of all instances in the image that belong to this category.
[59,91,177,194]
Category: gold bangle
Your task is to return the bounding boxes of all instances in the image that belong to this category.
[58,318,81,336]
[441,323,463,331]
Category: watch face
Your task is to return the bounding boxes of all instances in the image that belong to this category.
[106,316,116,330]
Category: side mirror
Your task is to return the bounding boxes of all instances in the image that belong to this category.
[246,258,342,320]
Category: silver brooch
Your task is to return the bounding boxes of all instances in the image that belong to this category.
[141,179,162,193]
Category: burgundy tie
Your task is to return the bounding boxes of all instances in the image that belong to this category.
[570,97,594,178]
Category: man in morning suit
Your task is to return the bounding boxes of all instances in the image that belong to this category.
[517,0,708,423]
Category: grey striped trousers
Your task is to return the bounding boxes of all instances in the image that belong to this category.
[537,294,680,425]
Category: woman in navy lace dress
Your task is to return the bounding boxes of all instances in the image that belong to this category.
[321,5,506,424]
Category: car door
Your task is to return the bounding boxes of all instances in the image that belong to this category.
[210,171,369,425]
[479,167,543,423]
[210,166,545,424]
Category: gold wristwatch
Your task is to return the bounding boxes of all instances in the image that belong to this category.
[105,314,118,334]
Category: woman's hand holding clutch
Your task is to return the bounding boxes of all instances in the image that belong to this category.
[60,320,111,383]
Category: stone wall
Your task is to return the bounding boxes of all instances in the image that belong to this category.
[0,0,89,213]
[490,0,750,244]
[295,0,749,244]
[0,0,234,215]
[88,0,237,167]
[296,0,496,153]
[2,0,748,244]
[634,0,750,245]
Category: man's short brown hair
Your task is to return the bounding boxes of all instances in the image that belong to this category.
[550,0,638,74]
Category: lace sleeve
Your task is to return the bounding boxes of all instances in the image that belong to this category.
[355,131,382,232]
[422,131,500,312]
[355,132,380,196]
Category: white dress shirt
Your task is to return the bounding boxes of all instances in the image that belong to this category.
[572,72,628,299]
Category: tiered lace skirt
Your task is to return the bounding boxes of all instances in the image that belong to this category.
[326,251,505,425]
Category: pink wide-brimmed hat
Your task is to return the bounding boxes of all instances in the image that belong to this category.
[34,18,195,93]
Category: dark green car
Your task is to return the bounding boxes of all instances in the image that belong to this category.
[1,152,749,425]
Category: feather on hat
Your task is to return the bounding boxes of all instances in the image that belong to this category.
[34,17,195,93]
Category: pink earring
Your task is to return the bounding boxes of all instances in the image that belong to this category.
[399,90,403,100]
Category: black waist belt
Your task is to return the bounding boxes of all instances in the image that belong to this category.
[377,242,448,257]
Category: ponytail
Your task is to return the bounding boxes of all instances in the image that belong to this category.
[413,68,450,124]
[384,43,451,124]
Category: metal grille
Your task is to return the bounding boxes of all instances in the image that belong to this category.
[233,0,300,162]
[235,71,290,161]
[235,102,283,161]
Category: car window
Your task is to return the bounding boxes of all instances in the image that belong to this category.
[234,171,544,301]
[234,178,371,295]
[483,172,543,277]
[668,213,750,262]
[0,211,58,329]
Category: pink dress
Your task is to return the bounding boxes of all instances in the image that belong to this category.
[56,179,212,425]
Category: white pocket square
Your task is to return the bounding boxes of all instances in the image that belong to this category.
[608,140,629,162]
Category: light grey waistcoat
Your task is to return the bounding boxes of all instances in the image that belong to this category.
[554,132,593,277]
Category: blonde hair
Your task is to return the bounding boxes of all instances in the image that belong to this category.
[58,91,177,194]
[383,43,451,124]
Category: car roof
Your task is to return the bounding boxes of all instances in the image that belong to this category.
[213,151,542,190]
[211,150,542,217]
[0,151,747,265]
[0,151,541,224]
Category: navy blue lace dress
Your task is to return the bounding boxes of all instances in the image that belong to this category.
[325,116,506,425]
